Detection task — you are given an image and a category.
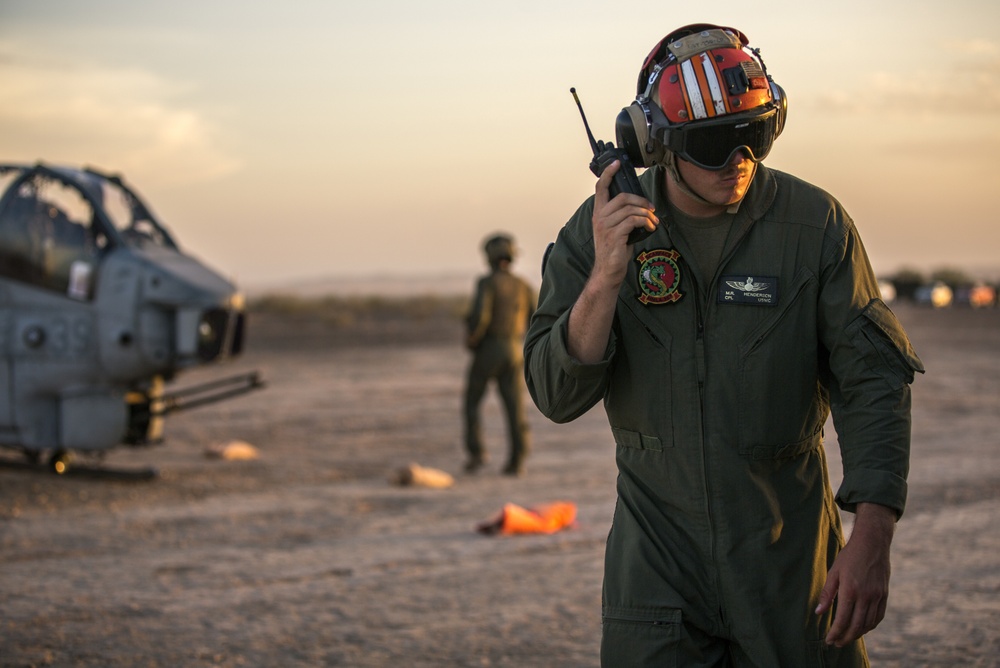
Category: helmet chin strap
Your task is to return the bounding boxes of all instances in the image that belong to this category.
[662,150,752,214]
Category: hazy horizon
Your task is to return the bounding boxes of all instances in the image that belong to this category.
[245,260,1000,299]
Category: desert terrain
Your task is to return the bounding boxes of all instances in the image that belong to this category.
[1,300,998,667]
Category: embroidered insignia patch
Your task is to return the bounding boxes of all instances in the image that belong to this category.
[636,249,683,305]
[718,275,779,305]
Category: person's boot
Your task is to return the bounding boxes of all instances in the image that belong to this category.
[502,460,523,477]
[464,455,488,474]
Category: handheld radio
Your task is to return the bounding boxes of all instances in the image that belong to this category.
[570,87,653,245]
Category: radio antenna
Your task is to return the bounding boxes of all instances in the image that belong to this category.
[570,88,600,154]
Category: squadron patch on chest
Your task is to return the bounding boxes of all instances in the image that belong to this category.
[718,275,779,305]
[636,249,683,305]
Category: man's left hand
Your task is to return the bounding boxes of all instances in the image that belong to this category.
[815,502,897,647]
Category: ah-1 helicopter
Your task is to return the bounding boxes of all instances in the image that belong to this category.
[0,162,263,475]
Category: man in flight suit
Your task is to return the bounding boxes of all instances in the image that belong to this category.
[464,233,537,476]
[524,24,924,666]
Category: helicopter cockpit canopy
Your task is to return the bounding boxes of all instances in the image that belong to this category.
[0,163,179,299]
[71,166,177,251]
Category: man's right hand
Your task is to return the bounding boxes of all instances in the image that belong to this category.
[591,160,658,287]
[565,162,658,365]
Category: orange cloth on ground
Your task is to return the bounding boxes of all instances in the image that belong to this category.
[478,501,577,535]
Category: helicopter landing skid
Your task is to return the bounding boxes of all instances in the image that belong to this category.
[0,453,159,480]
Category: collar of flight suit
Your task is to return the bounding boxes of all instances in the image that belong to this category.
[643,162,778,232]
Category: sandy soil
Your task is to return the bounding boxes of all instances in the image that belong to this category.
[1,302,998,667]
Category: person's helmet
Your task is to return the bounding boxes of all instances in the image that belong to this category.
[616,24,788,171]
[483,234,515,265]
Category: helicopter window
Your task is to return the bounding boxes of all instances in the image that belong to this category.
[99,179,171,249]
[0,174,104,299]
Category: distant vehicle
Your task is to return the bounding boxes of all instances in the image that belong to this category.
[914,281,954,308]
[954,283,997,308]
[877,280,897,303]
[0,162,262,474]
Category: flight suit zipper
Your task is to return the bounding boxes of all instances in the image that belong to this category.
[699,208,762,636]
[682,259,717,573]
[693,212,757,634]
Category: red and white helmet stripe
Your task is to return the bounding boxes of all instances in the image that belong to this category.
[679,53,729,120]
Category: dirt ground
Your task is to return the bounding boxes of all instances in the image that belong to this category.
[1,302,998,667]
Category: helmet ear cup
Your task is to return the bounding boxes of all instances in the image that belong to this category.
[770,80,788,138]
[615,103,662,168]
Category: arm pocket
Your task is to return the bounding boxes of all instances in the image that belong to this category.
[848,299,925,389]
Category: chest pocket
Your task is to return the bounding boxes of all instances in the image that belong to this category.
[604,300,675,448]
[736,268,825,457]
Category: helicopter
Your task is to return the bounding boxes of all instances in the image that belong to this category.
[0,162,263,475]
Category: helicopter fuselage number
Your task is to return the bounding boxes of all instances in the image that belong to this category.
[15,314,94,359]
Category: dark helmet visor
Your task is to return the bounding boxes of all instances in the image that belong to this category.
[662,106,780,170]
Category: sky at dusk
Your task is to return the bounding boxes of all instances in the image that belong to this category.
[2,0,998,292]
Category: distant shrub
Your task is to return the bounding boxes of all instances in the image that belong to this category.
[930,267,975,290]
[888,267,925,301]
[249,293,469,327]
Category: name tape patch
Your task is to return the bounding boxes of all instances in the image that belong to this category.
[718,275,779,305]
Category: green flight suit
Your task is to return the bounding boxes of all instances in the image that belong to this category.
[465,267,537,473]
[524,164,924,666]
